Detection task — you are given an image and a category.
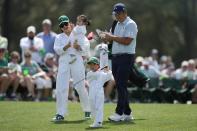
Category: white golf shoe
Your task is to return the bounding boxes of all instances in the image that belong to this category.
[108,113,124,122]
[121,113,134,121]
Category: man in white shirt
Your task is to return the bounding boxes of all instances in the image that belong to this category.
[20,26,44,64]
[141,61,161,78]
[102,3,137,122]
[173,61,188,80]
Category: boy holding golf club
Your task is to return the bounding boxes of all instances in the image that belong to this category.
[86,57,112,128]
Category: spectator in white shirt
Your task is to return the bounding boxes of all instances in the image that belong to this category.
[148,49,160,71]
[185,59,197,80]
[141,61,160,78]
[20,26,44,64]
[173,61,188,80]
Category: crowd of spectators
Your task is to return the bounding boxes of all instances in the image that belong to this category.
[0,19,57,101]
[0,19,196,103]
[134,49,197,103]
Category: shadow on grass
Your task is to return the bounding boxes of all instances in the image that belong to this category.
[85,127,110,130]
[103,118,147,125]
[52,119,87,124]
[84,119,148,130]
[104,120,136,125]
[134,118,147,121]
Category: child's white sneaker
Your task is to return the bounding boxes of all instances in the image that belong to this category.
[89,122,102,128]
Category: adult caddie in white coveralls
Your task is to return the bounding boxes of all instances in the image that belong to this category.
[52,15,90,122]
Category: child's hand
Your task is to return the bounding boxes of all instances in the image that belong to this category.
[73,40,81,51]
[63,42,71,51]
[103,66,109,72]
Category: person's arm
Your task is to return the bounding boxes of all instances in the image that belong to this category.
[32,63,46,78]
[86,72,91,83]
[37,38,44,50]
[103,22,137,45]
[30,38,44,52]
[54,36,71,56]
[101,69,113,83]
[73,40,82,51]
[103,33,132,45]
[16,65,22,76]
[20,38,29,50]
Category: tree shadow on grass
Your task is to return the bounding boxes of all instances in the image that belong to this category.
[52,119,87,124]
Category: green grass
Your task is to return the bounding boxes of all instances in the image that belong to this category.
[0,102,197,131]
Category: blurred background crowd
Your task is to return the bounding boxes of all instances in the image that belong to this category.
[0,0,197,103]
[0,20,196,103]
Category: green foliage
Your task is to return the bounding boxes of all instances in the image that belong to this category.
[0,0,197,65]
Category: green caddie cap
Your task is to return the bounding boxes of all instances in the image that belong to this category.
[87,57,99,65]
[58,15,69,26]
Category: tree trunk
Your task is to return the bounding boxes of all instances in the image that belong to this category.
[183,0,190,58]
[2,0,11,48]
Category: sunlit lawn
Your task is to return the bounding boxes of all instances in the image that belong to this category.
[0,102,196,131]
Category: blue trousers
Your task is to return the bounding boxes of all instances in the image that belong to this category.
[112,54,134,115]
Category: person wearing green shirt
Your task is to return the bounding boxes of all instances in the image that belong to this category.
[0,38,10,100]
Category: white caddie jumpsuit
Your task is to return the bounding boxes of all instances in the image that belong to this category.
[54,32,90,116]
[87,70,112,123]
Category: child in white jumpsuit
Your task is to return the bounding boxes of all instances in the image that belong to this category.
[52,15,90,122]
[71,14,90,59]
[87,57,112,128]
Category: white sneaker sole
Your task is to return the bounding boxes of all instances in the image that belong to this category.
[89,126,102,128]
[51,118,64,122]
[108,117,122,122]
[121,116,134,121]
[89,124,102,128]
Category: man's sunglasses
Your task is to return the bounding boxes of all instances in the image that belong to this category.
[12,56,19,59]
[25,55,31,58]
[59,22,69,28]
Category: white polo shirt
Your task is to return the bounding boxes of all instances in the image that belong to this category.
[112,17,138,54]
